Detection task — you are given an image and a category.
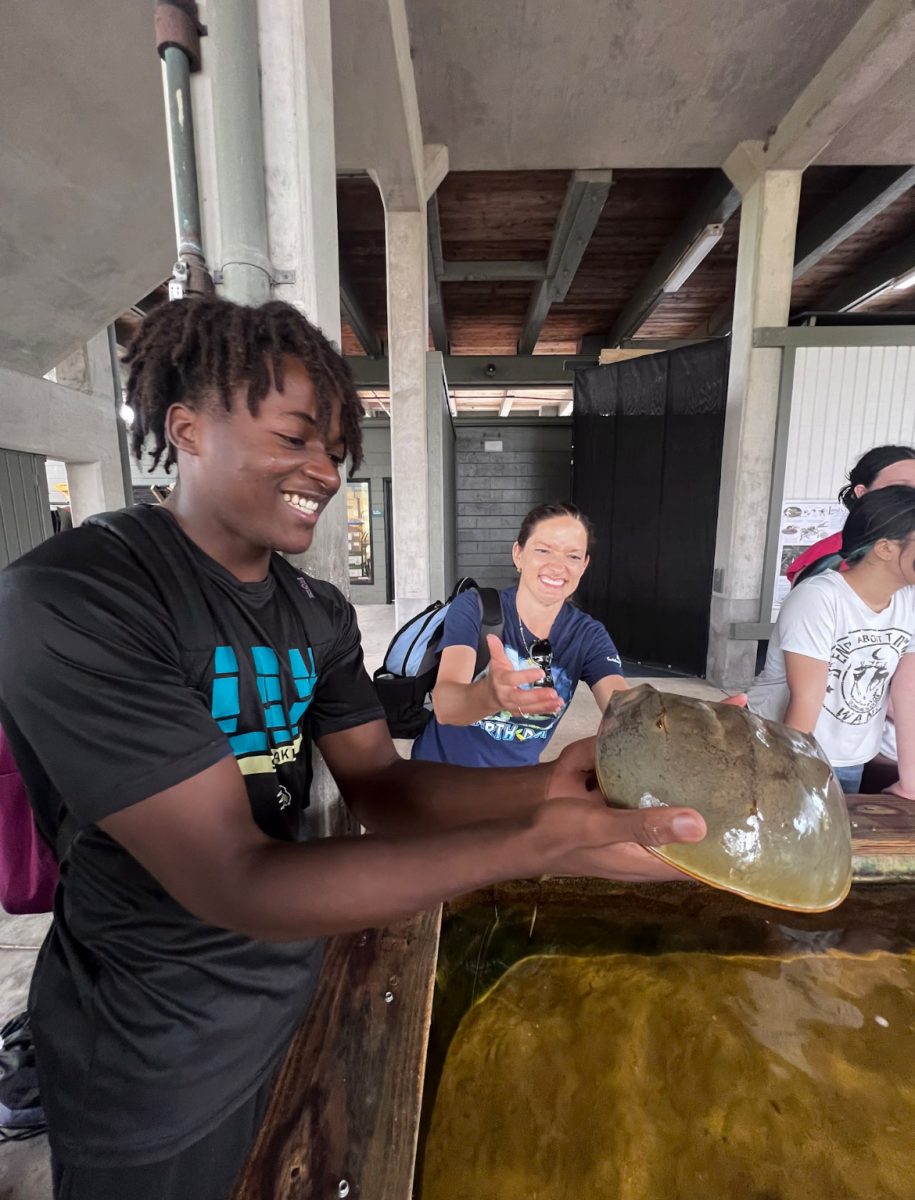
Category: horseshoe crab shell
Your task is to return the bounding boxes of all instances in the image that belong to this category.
[595,685,852,912]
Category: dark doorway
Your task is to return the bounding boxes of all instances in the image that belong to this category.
[572,340,728,677]
[383,477,395,604]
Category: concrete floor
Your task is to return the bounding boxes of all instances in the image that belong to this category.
[0,912,51,1200]
[0,603,722,1197]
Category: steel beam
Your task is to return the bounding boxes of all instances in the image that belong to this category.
[426,195,449,352]
[817,229,915,312]
[438,260,547,282]
[603,171,740,346]
[754,324,915,347]
[689,298,733,339]
[518,170,613,355]
[348,355,595,389]
[793,166,915,278]
[339,265,382,358]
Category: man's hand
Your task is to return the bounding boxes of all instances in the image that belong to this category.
[546,736,598,801]
[533,795,707,883]
[484,634,563,718]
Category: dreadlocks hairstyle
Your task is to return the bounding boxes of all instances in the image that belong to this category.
[123,297,365,474]
[837,444,915,510]
[795,485,915,585]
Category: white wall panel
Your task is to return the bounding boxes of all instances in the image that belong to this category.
[784,346,915,499]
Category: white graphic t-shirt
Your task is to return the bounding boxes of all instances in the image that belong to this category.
[748,573,915,768]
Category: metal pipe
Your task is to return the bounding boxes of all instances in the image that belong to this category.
[207,0,272,305]
[156,2,212,298]
[162,47,207,269]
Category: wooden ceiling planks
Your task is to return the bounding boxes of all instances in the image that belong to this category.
[791,184,915,315]
[437,169,569,259]
[540,168,711,350]
[337,177,387,357]
[335,166,915,357]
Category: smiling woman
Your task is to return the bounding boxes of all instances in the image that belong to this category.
[412,502,629,768]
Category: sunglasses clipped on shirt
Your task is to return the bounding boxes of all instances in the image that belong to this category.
[529,638,554,688]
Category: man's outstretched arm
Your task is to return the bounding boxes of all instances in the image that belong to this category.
[99,750,707,944]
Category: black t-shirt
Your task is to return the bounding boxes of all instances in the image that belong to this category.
[0,505,384,1166]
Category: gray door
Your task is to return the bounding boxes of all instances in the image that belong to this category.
[0,449,53,569]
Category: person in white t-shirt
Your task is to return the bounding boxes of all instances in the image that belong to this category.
[748,486,915,795]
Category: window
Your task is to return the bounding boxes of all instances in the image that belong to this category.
[347,480,373,585]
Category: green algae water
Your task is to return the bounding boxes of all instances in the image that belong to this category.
[420,884,915,1200]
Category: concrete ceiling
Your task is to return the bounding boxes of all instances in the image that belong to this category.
[820,57,915,165]
[404,0,913,170]
[0,1,173,377]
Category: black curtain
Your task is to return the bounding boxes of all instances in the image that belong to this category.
[572,339,728,676]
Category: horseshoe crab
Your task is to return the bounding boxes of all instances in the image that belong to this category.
[595,685,852,912]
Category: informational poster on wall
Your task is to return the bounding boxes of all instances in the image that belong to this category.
[771,499,846,620]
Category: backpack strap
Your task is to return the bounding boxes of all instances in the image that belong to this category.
[472,586,504,678]
[450,576,478,601]
[85,506,214,650]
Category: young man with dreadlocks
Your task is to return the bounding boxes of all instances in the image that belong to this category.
[0,298,710,1200]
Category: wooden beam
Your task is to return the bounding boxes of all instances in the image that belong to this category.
[518,170,613,355]
[558,399,573,417]
[817,228,915,311]
[580,335,716,354]
[339,265,382,358]
[233,908,441,1200]
[426,195,449,352]
[794,166,915,279]
[498,393,513,417]
[604,171,740,345]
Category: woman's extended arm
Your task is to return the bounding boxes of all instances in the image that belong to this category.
[431,636,563,725]
[590,674,629,714]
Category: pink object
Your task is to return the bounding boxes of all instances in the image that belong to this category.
[0,727,58,914]
[785,531,844,587]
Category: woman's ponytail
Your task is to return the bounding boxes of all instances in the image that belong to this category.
[837,445,915,509]
[794,485,915,586]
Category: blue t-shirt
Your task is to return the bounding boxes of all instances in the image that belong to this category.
[411,586,623,767]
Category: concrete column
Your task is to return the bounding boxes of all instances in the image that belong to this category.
[706,167,801,690]
[49,333,130,518]
[256,0,357,838]
[425,351,455,600]
[257,0,349,595]
[385,207,431,624]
